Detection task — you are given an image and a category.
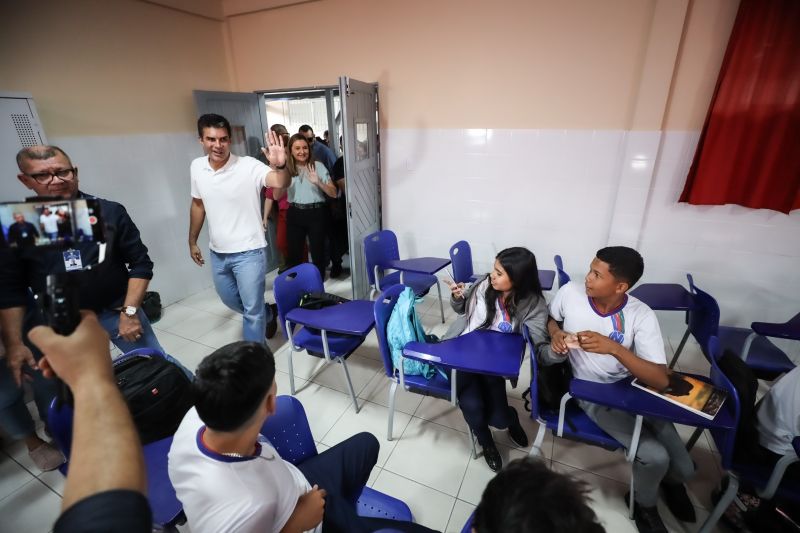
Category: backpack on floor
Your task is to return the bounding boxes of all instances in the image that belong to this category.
[113,350,193,444]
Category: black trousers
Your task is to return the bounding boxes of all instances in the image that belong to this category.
[329,206,349,270]
[456,372,512,446]
[297,432,439,533]
[287,205,329,279]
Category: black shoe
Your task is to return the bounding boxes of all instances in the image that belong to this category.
[265,304,278,339]
[482,443,502,472]
[660,481,696,522]
[330,264,343,278]
[632,500,668,533]
[507,409,529,448]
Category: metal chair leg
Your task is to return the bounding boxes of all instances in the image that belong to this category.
[287,348,297,395]
[628,467,635,519]
[699,474,739,533]
[436,280,445,323]
[470,431,478,459]
[338,358,360,413]
[529,423,547,457]
[387,380,398,441]
[669,326,691,368]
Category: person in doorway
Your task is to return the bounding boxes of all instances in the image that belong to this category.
[189,114,289,342]
[274,134,337,280]
[299,125,336,172]
[327,155,349,278]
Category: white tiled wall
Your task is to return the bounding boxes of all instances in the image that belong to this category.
[382,128,800,329]
[51,133,213,306]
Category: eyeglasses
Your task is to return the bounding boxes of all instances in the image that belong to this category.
[25,168,77,184]
[304,136,315,144]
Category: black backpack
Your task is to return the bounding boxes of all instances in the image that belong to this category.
[141,291,162,323]
[299,291,350,310]
[113,352,193,444]
[717,349,767,463]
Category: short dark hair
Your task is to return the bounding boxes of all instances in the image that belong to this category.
[299,124,314,135]
[16,145,72,169]
[197,113,232,138]
[474,458,605,533]
[191,341,275,432]
[595,246,644,287]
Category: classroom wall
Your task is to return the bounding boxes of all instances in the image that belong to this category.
[0,0,233,305]
[225,0,800,329]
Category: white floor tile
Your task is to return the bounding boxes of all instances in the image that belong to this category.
[551,437,631,484]
[292,383,352,441]
[195,318,244,349]
[37,468,66,497]
[358,372,425,416]
[457,444,527,505]
[371,470,456,532]
[413,396,470,434]
[0,452,37,500]
[445,499,474,533]
[321,401,411,466]
[166,310,231,340]
[150,328,193,354]
[3,438,42,475]
[309,355,382,398]
[384,417,472,497]
[154,303,202,331]
[684,447,724,511]
[0,478,62,532]
[170,340,216,374]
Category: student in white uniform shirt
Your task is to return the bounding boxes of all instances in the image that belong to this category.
[168,341,438,533]
[756,365,800,472]
[540,247,695,533]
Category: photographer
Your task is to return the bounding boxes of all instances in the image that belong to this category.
[29,311,151,533]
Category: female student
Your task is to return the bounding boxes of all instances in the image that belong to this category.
[274,134,338,279]
[445,247,549,471]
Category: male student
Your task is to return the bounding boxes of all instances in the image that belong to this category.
[168,341,438,533]
[540,246,695,533]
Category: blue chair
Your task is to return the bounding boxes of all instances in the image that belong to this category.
[47,348,185,529]
[523,326,640,518]
[374,285,478,458]
[449,240,479,284]
[364,230,445,322]
[698,337,799,533]
[460,511,474,533]
[554,254,570,288]
[685,275,796,380]
[260,395,415,523]
[274,264,374,413]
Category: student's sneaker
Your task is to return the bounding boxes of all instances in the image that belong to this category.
[29,442,65,472]
[482,442,502,472]
[660,481,696,522]
[265,304,278,339]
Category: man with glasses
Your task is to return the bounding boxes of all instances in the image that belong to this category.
[0,144,167,471]
[299,124,336,172]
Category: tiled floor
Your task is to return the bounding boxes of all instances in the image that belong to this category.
[6,274,796,532]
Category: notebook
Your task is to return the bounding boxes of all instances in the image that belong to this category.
[631,372,727,420]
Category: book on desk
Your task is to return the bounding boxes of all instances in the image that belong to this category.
[631,373,727,420]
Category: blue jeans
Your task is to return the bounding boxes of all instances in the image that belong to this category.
[210,247,271,343]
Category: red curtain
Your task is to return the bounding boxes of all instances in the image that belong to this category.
[679,0,800,214]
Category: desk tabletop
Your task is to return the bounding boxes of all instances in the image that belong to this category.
[403,330,525,377]
[386,257,451,276]
[629,283,693,311]
[285,300,376,336]
[569,376,735,429]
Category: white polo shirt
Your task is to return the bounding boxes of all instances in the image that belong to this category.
[190,154,267,253]
[756,365,800,456]
[168,408,319,533]
[549,282,666,383]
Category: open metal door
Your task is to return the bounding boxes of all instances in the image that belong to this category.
[339,78,380,299]
[193,90,280,272]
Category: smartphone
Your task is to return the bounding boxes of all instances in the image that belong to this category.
[0,198,105,249]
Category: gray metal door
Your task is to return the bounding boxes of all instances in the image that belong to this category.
[339,78,380,299]
[193,90,280,272]
[0,93,47,202]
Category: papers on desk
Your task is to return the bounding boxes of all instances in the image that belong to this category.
[631,373,727,420]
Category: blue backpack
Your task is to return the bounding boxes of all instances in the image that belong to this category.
[386,287,445,379]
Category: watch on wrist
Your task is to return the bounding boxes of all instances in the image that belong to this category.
[273,162,286,170]
[122,306,137,317]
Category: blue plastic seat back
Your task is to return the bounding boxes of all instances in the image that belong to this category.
[522,326,543,420]
[47,398,74,461]
[460,510,475,533]
[554,254,571,288]
[686,274,720,358]
[274,264,325,337]
[374,284,406,378]
[260,395,318,465]
[363,230,400,286]
[449,240,475,283]
[356,486,413,522]
[706,336,743,471]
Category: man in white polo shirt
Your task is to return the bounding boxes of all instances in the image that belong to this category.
[188,114,289,343]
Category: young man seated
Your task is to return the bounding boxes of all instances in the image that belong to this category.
[539,246,695,533]
[472,457,605,533]
[168,341,438,533]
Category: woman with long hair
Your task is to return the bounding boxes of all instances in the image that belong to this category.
[445,247,548,471]
[274,134,338,278]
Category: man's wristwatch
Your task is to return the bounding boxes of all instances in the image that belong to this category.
[273,162,286,170]
[122,306,138,317]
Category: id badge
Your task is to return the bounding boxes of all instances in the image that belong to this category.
[63,249,83,271]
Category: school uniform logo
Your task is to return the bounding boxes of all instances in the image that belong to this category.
[608,312,625,344]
